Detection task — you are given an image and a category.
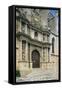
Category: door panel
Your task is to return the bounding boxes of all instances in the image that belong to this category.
[32,50,40,68]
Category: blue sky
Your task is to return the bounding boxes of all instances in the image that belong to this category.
[49,10,58,16]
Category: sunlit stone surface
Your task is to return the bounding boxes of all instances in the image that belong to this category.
[16,8,59,82]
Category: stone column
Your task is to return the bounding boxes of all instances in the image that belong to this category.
[16,38,20,70]
[45,48,48,62]
[41,34,43,41]
[41,47,43,62]
[17,19,22,32]
[26,42,28,69]
[30,45,32,69]
[25,24,27,34]
[47,48,48,62]
[19,20,22,32]
[17,40,22,72]
[19,40,22,61]
[28,43,30,68]
[46,34,48,42]
[48,48,50,62]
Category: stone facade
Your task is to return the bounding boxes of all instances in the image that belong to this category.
[16,8,59,81]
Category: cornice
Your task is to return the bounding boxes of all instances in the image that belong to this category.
[16,32,51,48]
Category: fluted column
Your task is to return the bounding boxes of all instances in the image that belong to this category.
[19,40,22,61]
[25,24,27,34]
[26,42,28,61]
[17,19,22,32]
[19,20,22,32]
[48,48,50,62]
[25,41,29,69]
[42,47,43,62]
[17,40,22,71]
[46,48,48,62]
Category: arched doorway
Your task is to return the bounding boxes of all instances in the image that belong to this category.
[32,50,40,68]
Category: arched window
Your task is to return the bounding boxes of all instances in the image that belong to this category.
[35,31,38,37]
[21,22,25,33]
[43,34,45,41]
[34,31,38,40]
[52,37,55,53]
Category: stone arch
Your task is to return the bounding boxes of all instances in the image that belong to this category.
[32,50,40,68]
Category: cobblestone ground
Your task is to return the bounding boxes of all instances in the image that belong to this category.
[16,68,58,82]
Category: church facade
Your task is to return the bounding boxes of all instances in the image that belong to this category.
[16,8,59,81]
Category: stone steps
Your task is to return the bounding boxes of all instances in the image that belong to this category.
[16,68,58,82]
[22,68,58,81]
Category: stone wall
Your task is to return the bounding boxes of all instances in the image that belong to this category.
[16,8,59,79]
